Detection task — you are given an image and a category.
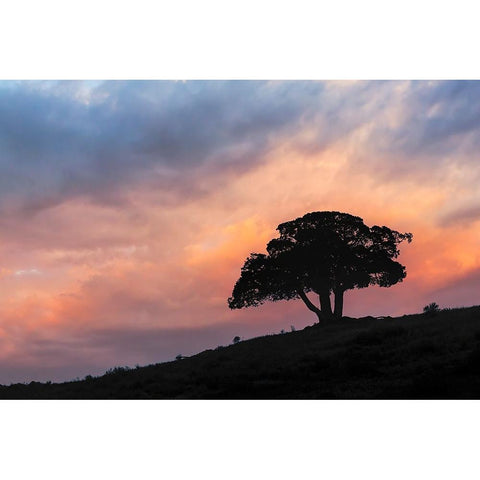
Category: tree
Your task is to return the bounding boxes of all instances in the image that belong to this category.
[228,211,412,322]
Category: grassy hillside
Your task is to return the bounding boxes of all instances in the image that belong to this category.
[2,306,480,399]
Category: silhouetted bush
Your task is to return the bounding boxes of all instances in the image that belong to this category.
[233,336,241,344]
[423,302,440,316]
[176,354,184,361]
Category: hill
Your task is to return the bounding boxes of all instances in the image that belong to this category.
[2,306,480,399]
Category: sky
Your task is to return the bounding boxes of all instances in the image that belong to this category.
[0,80,479,383]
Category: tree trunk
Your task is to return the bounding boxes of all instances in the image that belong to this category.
[319,289,333,318]
[297,289,328,322]
[334,288,344,318]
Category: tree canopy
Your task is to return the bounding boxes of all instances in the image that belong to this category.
[228,211,412,321]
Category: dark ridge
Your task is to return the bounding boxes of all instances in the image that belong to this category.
[1,305,480,399]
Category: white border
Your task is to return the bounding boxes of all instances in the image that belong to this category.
[1,401,478,480]
[1,0,479,79]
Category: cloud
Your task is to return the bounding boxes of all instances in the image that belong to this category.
[14,269,41,276]
[0,81,329,214]
[439,204,480,227]
[0,299,312,383]
[429,267,480,309]
[2,80,479,223]
[393,81,480,156]
[0,80,406,215]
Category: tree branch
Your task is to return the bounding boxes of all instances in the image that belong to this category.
[297,289,328,321]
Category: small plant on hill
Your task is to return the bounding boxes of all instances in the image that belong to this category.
[176,354,184,361]
[423,302,440,316]
[291,325,296,332]
[233,336,241,344]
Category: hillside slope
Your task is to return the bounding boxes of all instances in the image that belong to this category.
[2,306,480,399]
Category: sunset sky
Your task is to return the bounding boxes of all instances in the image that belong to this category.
[0,80,479,383]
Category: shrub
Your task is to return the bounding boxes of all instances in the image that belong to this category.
[233,336,241,344]
[176,354,184,361]
[423,302,440,316]
[291,325,296,332]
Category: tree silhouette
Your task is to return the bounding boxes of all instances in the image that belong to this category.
[228,211,412,322]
